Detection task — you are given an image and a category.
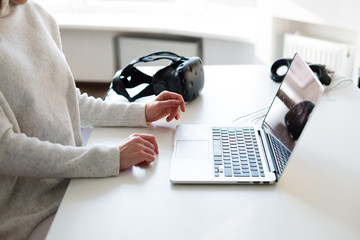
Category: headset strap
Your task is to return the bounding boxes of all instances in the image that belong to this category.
[131,51,187,65]
[113,51,186,102]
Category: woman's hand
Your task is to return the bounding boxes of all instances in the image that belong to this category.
[145,91,186,123]
[119,91,185,171]
[118,133,159,171]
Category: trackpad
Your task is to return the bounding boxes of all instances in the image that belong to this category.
[175,140,209,159]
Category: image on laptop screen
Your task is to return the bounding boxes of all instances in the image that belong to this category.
[262,53,324,151]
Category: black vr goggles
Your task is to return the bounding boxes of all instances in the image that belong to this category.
[111,51,205,102]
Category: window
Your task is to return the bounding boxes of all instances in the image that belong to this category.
[36,0,259,42]
[37,0,257,15]
[94,0,175,2]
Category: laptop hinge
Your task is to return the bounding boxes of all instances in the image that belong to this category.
[258,129,277,175]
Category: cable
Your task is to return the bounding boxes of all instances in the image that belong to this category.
[325,75,353,92]
[251,113,268,124]
[233,73,353,126]
[233,106,269,125]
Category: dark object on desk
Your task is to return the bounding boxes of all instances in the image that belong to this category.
[270,58,332,85]
[109,51,204,102]
[309,64,332,85]
[284,100,315,140]
[270,58,292,83]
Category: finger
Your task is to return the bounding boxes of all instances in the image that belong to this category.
[166,114,174,122]
[175,105,181,120]
[137,142,156,156]
[127,143,156,164]
[135,134,158,151]
[166,106,181,122]
[123,139,156,154]
[127,134,156,155]
[155,100,184,122]
[133,134,159,154]
[136,161,151,168]
[156,100,184,111]
[140,151,156,163]
[178,97,186,112]
[171,95,186,112]
[157,92,186,112]
[127,144,156,164]
[156,90,175,100]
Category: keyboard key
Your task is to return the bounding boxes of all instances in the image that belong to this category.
[233,165,240,170]
[224,167,232,177]
[213,139,221,156]
[224,163,232,168]
[234,173,250,177]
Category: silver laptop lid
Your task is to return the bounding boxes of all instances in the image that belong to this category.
[261,53,324,171]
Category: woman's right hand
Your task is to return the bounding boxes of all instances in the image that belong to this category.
[118,133,159,171]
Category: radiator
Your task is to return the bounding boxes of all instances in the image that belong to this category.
[283,33,354,76]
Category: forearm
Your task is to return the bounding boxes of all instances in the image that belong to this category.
[0,126,120,178]
[78,90,147,127]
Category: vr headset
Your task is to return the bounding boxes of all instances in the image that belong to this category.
[110,51,204,102]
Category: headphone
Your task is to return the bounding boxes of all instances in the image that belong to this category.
[270,58,332,85]
[110,51,204,102]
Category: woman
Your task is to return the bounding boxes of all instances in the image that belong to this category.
[0,0,186,239]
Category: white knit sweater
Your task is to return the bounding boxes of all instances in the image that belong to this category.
[0,1,148,239]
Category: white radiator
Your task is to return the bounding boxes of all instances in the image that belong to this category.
[283,33,354,76]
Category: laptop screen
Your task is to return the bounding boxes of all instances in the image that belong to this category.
[262,53,325,152]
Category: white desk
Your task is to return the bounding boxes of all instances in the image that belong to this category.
[47,65,360,240]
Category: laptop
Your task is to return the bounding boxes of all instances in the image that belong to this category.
[170,53,325,184]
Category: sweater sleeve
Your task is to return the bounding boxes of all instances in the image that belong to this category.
[0,98,120,178]
[77,89,148,127]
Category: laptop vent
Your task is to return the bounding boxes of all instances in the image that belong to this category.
[283,33,354,76]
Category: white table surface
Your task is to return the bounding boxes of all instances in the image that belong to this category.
[46,65,360,240]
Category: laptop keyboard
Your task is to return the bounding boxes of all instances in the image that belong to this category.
[212,127,265,178]
[268,133,290,175]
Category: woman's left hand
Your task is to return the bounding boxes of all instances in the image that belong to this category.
[145,91,186,123]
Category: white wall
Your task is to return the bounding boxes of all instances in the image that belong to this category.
[57,0,360,84]
[60,29,260,82]
[60,30,117,82]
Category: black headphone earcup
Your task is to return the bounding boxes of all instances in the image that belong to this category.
[309,65,332,85]
[270,58,293,83]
